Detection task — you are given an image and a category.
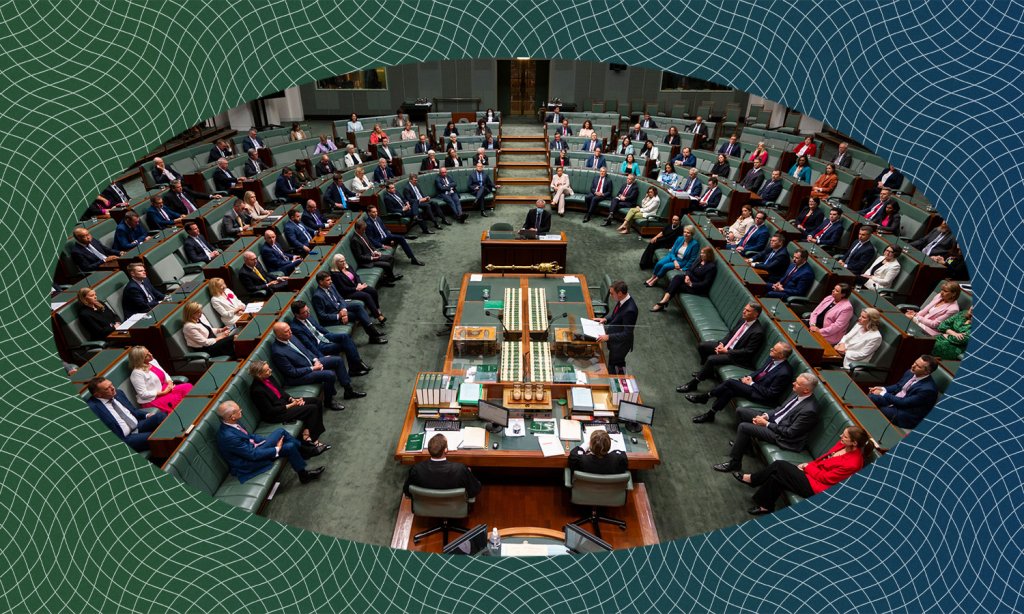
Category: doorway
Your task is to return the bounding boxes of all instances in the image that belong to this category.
[497,59,549,116]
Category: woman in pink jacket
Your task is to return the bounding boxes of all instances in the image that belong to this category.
[807,283,854,345]
[905,281,962,336]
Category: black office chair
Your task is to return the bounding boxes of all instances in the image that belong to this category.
[437,275,459,335]
[564,468,632,538]
[408,486,473,546]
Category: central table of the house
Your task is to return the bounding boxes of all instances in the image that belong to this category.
[394,273,661,469]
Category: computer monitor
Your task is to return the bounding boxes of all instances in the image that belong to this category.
[617,400,655,433]
[477,400,508,433]
[442,524,489,555]
[563,523,612,554]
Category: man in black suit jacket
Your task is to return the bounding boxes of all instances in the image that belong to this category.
[521,199,551,234]
[543,106,563,124]
[467,163,496,216]
[315,154,337,178]
[413,135,431,154]
[238,251,288,298]
[689,342,795,423]
[221,201,251,238]
[241,128,264,152]
[748,234,789,283]
[690,116,709,147]
[70,227,119,273]
[628,124,647,142]
[403,174,447,228]
[403,433,481,498]
[594,280,638,374]
[910,221,955,257]
[740,158,766,193]
[678,303,765,392]
[757,170,784,204]
[150,157,183,186]
[165,180,219,216]
[582,167,613,223]
[602,173,640,225]
[212,158,241,192]
[714,373,821,472]
[838,226,877,276]
[831,142,852,168]
[182,221,220,263]
[243,149,266,176]
[121,262,165,316]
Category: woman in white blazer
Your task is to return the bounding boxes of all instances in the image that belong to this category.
[209,277,246,326]
[349,166,373,195]
[182,301,237,358]
[835,308,883,369]
[128,346,192,412]
[549,166,572,216]
[861,245,902,290]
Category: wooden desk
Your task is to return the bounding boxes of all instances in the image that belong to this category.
[480,231,567,271]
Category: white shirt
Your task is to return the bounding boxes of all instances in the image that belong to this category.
[347,121,364,132]
[129,359,170,405]
[863,257,901,290]
[104,397,137,437]
[838,325,883,369]
[212,291,246,326]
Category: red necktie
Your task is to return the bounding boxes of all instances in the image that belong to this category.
[815,222,832,238]
[596,178,604,193]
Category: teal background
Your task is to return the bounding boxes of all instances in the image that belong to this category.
[1,1,1022,611]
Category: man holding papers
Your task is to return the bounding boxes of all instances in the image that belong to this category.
[404,434,481,498]
[592,280,638,374]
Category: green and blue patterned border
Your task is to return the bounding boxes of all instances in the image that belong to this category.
[2,1,1021,611]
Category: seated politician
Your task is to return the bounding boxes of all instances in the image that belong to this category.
[403,433,481,498]
[70,227,119,273]
[269,322,364,412]
[112,211,150,252]
[404,173,447,228]
[144,195,179,230]
[521,199,551,234]
[365,205,424,266]
[688,342,794,424]
[568,429,628,475]
[617,186,661,233]
[932,306,972,361]
[350,220,400,282]
[644,225,698,287]
[77,287,121,343]
[765,249,813,300]
[678,303,765,392]
[289,299,371,374]
[86,377,165,452]
[650,246,717,312]
[835,308,883,370]
[737,426,870,516]
[726,211,769,256]
[208,277,246,327]
[182,301,237,359]
[121,262,165,317]
[712,373,821,473]
[868,355,940,429]
[215,401,324,485]
[238,250,289,299]
[807,284,854,345]
[748,233,789,284]
[128,345,193,413]
[329,254,386,325]
[311,271,387,344]
[283,208,317,256]
[182,221,220,264]
[904,281,962,337]
[260,229,302,276]
[247,360,328,455]
[806,207,844,250]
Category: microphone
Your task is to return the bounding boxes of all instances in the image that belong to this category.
[840,372,855,399]
[770,300,779,318]
[545,311,570,337]
[484,309,509,336]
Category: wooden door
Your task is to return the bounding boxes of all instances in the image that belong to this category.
[510,60,536,115]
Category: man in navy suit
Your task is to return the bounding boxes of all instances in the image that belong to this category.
[315,154,338,178]
[757,169,784,204]
[550,132,566,151]
[182,221,220,263]
[556,118,573,137]
[144,195,179,230]
[215,400,324,484]
[288,300,371,375]
[365,205,424,265]
[674,167,702,199]
[269,322,364,411]
[260,230,301,275]
[86,377,165,452]
[860,189,894,224]
[740,158,766,193]
[372,157,395,184]
[121,262,164,316]
[749,234,789,283]
[640,112,658,129]
[241,128,264,152]
[670,147,696,168]
[300,199,332,234]
[838,226,877,276]
[284,209,316,256]
[434,167,465,222]
[869,355,940,429]
[310,272,388,344]
[413,134,431,154]
[584,148,607,169]
[543,106,563,124]
[910,221,956,257]
[678,302,765,392]
[381,183,432,234]
[602,173,640,225]
[718,134,741,157]
[468,163,496,216]
[582,167,613,223]
[212,157,242,192]
[629,124,647,142]
[323,174,356,212]
[165,179,220,216]
[766,249,814,299]
[806,207,845,249]
[70,227,119,272]
[689,342,795,423]
[274,168,301,201]
[404,173,447,228]
[150,157,183,186]
[713,373,821,472]
[112,211,150,252]
[581,134,600,152]
[693,178,722,211]
[728,211,770,255]
[243,148,266,177]
[593,280,638,374]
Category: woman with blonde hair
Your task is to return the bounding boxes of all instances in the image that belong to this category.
[549,165,572,216]
[128,346,192,412]
[239,190,270,221]
[248,360,329,455]
[835,308,883,369]
[904,281,962,336]
[182,301,237,358]
[329,253,385,324]
[208,277,246,326]
[350,166,373,195]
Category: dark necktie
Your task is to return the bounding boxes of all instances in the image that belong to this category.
[773,396,801,422]
[754,361,775,381]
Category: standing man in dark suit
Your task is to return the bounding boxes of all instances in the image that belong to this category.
[70,227,119,273]
[582,167,613,223]
[182,221,220,263]
[678,302,765,392]
[404,173,447,228]
[238,250,288,298]
[689,342,795,423]
[594,280,638,374]
[521,199,551,234]
[766,249,814,299]
[468,162,496,217]
[602,173,639,225]
[243,149,265,176]
[740,158,766,193]
[404,433,481,497]
[868,355,941,429]
[748,234,789,283]
[150,157,183,186]
[121,262,164,316]
[713,373,821,472]
[86,377,165,452]
[837,226,877,276]
[269,322,364,411]
[215,400,324,484]
[310,272,388,344]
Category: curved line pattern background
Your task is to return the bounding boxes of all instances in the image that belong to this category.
[1,1,1022,611]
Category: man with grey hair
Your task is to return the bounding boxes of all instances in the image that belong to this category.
[215,400,324,484]
[713,372,820,473]
[689,342,795,424]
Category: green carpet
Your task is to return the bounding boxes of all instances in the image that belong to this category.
[263,118,766,543]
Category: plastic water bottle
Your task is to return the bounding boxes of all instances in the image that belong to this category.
[489,527,501,554]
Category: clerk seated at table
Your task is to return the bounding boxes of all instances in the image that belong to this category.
[568,429,628,475]
[403,433,481,497]
[521,199,551,234]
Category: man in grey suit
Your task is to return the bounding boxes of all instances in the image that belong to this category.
[713,373,820,472]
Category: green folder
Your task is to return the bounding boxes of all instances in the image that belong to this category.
[483,300,505,310]
[404,432,424,452]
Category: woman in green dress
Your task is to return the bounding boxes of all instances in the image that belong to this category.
[932,306,972,360]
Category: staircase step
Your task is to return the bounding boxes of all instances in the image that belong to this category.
[497,147,548,154]
[497,161,549,168]
[494,176,551,184]
[495,195,550,205]
[500,134,546,141]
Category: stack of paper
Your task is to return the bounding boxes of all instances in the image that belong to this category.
[558,419,582,441]
[580,319,605,340]
[536,435,565,457]
[459,427,486,449]
[244,302,264,314]
[570,387,594,411]
[116,313,147,330]
[457,382,483,405]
